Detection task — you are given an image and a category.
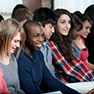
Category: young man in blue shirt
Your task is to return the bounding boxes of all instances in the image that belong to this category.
[17,20,80,94]
[33,7,56,76]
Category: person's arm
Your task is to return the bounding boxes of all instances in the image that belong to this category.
[0,68,10,94]
[42,59,80,94]
[11,55,25,94]
[17,59,37,94]
[49,41,94,82]
[86,59,94,71]
[82,38,94,71]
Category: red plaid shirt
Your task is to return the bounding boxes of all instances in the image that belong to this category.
[49,40,94,82]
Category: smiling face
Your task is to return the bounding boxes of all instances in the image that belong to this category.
[56,14,71,36]
[11,32,22,53]
[26,25,44,52]
[79,20,92,38]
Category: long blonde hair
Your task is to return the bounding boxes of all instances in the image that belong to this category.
[0,18,26,59]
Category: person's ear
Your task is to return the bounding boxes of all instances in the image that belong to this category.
[38,22,44,29]
[38,22,43,27]
[20,19,27,26]
[38,22,44,33]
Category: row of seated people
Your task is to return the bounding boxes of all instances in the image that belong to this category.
[0,4,94,94]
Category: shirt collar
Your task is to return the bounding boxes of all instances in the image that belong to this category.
[42,39,49,46]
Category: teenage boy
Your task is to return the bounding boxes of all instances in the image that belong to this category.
[13,8,34,26]
[33,7,56,76]
[17,20,80,94]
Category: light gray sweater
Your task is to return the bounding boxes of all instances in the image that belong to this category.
[40,40,55,77]
[0,54,25,94]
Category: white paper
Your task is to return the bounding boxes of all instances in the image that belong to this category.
[42,91,62,94]
[66,81,94,94]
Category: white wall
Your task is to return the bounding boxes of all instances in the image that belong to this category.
[0,0,22,13]
[54,0,94,13]
[1,0,94,14]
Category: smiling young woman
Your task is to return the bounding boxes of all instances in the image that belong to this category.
[0,18,26,94]
[72,13,94,73]
[49,9,94,83]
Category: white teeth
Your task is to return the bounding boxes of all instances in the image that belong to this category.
[38,44,41,46]
[37,44,42,47]
[85,33,88,36]
[12,47,16,50]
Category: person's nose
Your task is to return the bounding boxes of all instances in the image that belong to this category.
[65,22,70,29]
[16,42,20,48]
[87,29,90,33]
[51,27,55,33]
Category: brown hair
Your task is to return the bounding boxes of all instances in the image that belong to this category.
[50,9,74,62]
[13,8,34,22]
[0,18,26,59]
